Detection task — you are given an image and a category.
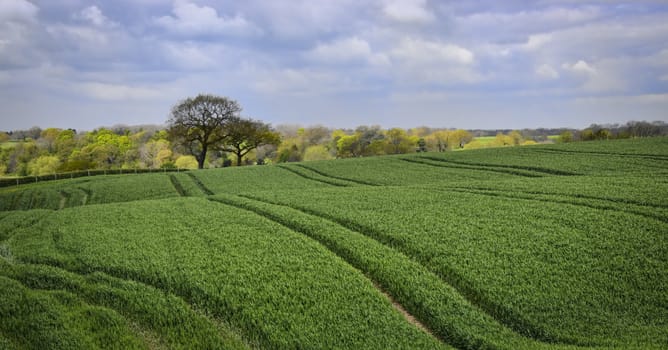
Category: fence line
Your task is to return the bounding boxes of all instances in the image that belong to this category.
[0,167,190,188]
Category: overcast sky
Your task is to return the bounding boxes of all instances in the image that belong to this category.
[1,0,667,131]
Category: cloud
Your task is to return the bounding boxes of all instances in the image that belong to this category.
[1,1,667,130]
[75,82,162,101]
[391,37,474,65]
[160,41,219,70]
[562,60,596,74]
[155,0,262,37]
[244,0,364,40]
[382,0,435,24]
[522,33,552,50]
[74,6,118,28]
[389,38,480,85]
[251,67,351,96]
[575,93,668,106]
[536,64,559,79]
[0,0,40,69]
[306,37,390,66]
[0,0,38,23]
[458,5,601,36]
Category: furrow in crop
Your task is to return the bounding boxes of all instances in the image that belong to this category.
[447,186,668,210]
[0,261,248,350]
[58,190,70,210]
[214,195,591,349]
[277,165,350,187]
[78,187,92,205]
[0,273,149,349]
[400,158,543,178]
[444,188,668,224]
[372,281,435,338]
[206,196,451,348]
[295,164,381,186]
[417,156,578,176]
[168,174,186,197]
[186,172,215,195]
[533,148,668,161]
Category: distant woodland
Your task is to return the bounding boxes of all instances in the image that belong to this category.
[0,120,666,177]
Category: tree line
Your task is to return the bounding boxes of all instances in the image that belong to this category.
[1,93,666,177]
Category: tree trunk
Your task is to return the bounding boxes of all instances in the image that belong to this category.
[197,144,208,169]
[236,152,243,166]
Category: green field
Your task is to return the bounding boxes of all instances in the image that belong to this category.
[1,137,667,349]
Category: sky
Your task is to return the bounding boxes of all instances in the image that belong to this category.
[1,0,667,131]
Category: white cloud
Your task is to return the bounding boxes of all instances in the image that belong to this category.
[388,38,480,85]
[155,0,261,37]
[306,37,389,66]
[391,38,474,65]
[459,6,600,31]
[161,42,218,69]
[562,60,596,74]
[575,93,668,105]
[247,0,362,39]
[46,25,110,47]
[523,33,552,51]
[0,0,38,23]
[76,82,161,101]
[75,6,118,28]
[387,38,480,85]
[536,64,559,79]
[382,0,434,24]
[251,67,352,96]
[0,0,40,68]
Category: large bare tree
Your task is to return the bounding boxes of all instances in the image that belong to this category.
[167,94,241,169]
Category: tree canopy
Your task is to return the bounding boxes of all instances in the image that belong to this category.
[220,118,281,166]
[167,94,241,169]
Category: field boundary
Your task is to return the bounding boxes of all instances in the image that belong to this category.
[0,168,191,188]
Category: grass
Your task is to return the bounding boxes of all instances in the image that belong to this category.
[473,135,496,144]
[0,137,666,349]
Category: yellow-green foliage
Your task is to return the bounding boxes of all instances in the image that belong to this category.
[174,155,198,169]
[303,145,333,161]
[28,155,61,176]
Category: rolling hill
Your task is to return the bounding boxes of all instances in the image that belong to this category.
[1,137,667,349]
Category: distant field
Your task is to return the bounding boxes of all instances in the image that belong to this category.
[473,135,496,144]
[1,137,667,349]
[473,135,559,145]
[0,141,19,149]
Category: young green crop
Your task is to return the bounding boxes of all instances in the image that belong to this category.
[0,173,179,211]
[247,184,667,349]
[5,197,444,349]
[1,136,666,349]
[0,274,146,349]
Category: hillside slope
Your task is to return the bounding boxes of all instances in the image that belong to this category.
[1,137,667,349]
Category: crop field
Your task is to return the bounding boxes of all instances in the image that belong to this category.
[1,137,667,349]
